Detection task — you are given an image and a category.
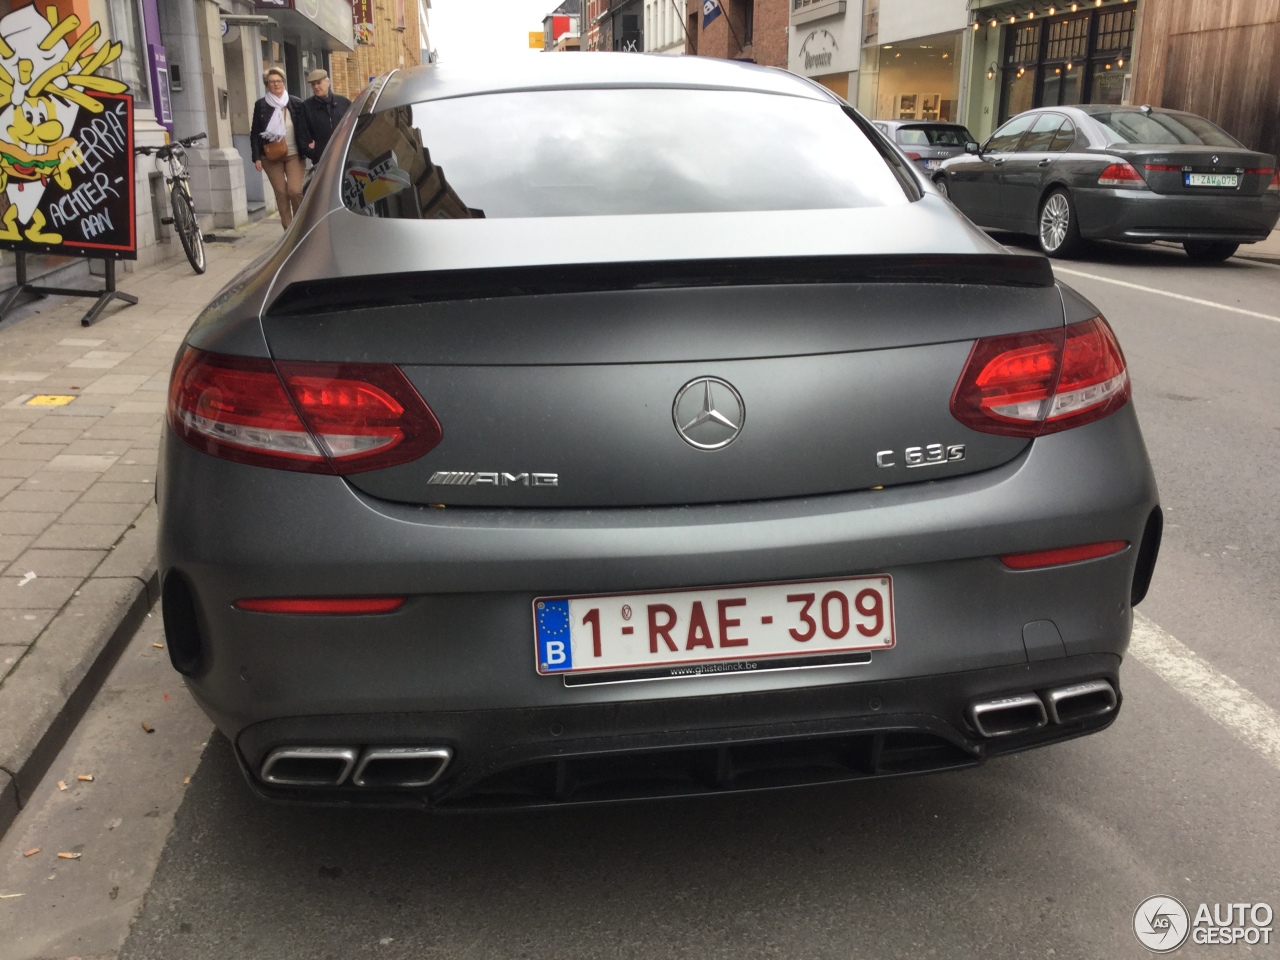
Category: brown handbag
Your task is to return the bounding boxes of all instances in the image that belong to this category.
[262,137,288,162]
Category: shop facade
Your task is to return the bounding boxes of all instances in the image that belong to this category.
[856,0,967,122]
[789,0,862,101]
[0,0,174,299]
[963,0,1137,140]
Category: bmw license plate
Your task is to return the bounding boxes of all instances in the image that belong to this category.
[1186,173,1238,188]
[534,576,895,681]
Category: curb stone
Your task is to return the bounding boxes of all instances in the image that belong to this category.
[0,569,158,837]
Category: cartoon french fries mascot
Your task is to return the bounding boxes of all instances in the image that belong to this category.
[0,4,126,243]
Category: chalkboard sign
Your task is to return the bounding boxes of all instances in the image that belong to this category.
[0,92,136,260]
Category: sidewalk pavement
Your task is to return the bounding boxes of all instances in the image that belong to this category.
[1237,227,1280,263]
[0,221,281,836]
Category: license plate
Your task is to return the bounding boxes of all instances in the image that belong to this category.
[534,576,895,679]
[1185,173,1238,188]
[924,159,940,170]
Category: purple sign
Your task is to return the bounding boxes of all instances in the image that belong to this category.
[147,44,172,128]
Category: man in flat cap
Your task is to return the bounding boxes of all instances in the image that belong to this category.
[301,68,352,165]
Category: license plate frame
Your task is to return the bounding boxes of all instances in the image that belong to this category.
[533,575,895,680]
[1185,173,1238,188]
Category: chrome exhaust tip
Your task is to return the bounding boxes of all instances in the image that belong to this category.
[352,746,453,789]
[260,746,358,786]
[968,693,1048,738]
[1044,679,1117,725]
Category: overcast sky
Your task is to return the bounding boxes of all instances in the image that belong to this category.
[428,0,550,65]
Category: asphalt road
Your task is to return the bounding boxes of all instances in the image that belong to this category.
[2,239,1278,960]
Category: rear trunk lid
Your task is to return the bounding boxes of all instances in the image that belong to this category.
[1113,145,1276,196]
[261,255,1060,508]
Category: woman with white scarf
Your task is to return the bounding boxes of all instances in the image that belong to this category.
[250,68,309,230]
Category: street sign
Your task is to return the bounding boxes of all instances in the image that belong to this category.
[529,30,544,49]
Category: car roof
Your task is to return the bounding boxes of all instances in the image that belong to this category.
[373,53,832,111]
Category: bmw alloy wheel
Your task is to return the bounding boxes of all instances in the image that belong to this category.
[1039,193,1070,253]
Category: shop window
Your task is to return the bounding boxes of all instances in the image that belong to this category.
[1094,10,1134,52]
[1006,24,1041,66]
[86,0,151,109]
[1041,62,1082,108]
[1045,16,1088,61]
[1000,67,1036,123]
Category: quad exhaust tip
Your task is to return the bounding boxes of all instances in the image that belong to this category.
[259,745,453,789]
[1044,679,1117,725]
[261,746,359,786]
[968,693,1048,738]
[968,680,1118,739]
[353,746,453,788]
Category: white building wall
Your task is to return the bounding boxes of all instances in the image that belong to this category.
[876,0,966,46]
[789,4,863,80]
[644,0,684,53]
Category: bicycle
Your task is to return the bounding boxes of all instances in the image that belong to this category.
[136,132,207,274]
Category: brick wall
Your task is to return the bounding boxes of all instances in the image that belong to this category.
[684,0,788,67]
[329,0,423,100]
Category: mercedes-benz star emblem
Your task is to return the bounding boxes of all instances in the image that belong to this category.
[672,377,745,450]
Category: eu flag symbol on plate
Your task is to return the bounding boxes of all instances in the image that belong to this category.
[536,600,573,672]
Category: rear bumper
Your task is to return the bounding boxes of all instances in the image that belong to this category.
[1074,187,1280,243]
[228,653,1122,809]
[158,405,1159,804]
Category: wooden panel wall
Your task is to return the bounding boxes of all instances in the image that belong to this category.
[1133,0,1280,156]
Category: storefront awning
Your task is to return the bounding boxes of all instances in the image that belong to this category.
[256,0,354,52]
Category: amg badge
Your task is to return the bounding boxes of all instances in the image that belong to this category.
[428,471,559,487]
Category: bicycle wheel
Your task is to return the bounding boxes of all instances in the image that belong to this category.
[170,183,206,274]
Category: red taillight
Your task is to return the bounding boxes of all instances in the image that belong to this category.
[1000,541,1128,570]
[904,151,922,161]
[168,347,442,473]
[236,597,406,614]
[950,316,1130,438]
[1097,162,1147,188]
[1142,163,1182,172]
[1270,172,1280,194]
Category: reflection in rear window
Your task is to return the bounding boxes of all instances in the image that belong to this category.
[1093,112,1241,147]
[341,89,911,220]
[897,125,972,147]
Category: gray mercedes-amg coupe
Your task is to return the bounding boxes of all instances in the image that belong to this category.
[158,54,1161,808]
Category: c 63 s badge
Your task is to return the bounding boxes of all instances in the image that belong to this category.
[428,471,559,487]
[876,444,966,469]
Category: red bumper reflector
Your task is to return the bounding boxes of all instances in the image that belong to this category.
[1000,541,1128,570]
[236,597,407,614]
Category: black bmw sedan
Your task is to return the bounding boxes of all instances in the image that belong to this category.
[159,55,1160,809]
[933,105,1280,260]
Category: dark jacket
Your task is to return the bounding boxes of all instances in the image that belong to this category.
[249,95,309,162]
[300,92,352,163]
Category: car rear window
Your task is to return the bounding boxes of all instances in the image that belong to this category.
[341,88,911,219]
[896,125,972,147]
[1093,112,1242,148]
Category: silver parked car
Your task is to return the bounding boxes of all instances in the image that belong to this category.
[159,55,1161,809]
[873,120,976,175]
[933,105,1280,260]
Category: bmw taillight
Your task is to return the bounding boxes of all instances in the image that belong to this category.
[950,316,1130,438]
[1097,162,1147,188]
[168,347,442,473]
